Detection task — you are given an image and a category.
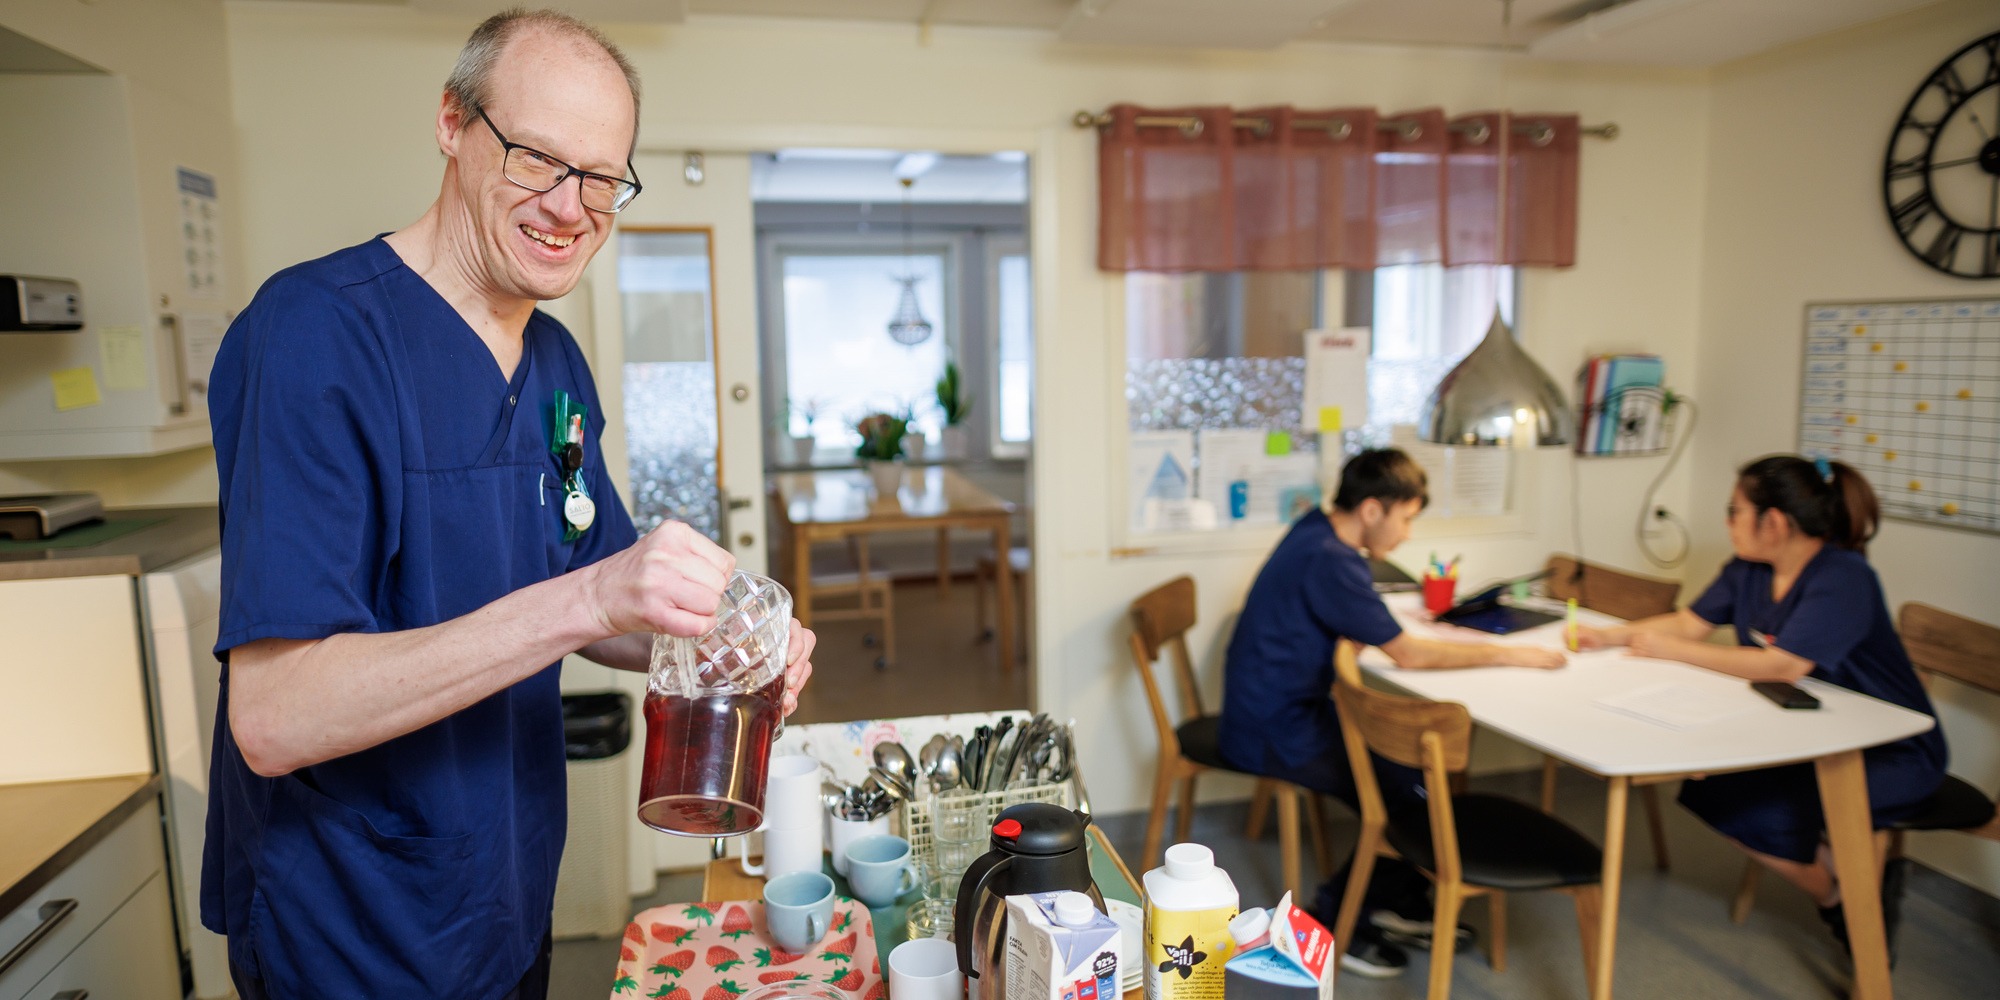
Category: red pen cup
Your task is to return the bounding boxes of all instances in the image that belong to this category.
[1422,575,1457,616]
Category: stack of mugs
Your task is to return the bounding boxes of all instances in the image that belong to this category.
[736,755,823,879]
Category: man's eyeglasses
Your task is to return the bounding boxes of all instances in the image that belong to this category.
[472,105,641,214]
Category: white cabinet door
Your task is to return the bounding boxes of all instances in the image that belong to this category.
[0,575,149,785]
[14,875,179,1000]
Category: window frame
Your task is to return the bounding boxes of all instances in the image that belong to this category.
[985,232,1032,460]
[755,230,967,463]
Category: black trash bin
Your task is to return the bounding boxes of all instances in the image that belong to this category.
[562,691,631,760]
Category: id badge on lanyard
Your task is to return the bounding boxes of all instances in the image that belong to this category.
[548,390,596,541]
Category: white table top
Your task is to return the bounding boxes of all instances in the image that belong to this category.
[1359,593,1936,777]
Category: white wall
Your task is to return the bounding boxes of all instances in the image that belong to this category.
[1693,0,2000,896]
[221,3,1714,817]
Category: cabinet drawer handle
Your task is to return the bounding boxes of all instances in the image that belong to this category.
[0,898,78,977]
[52,992,89,1000]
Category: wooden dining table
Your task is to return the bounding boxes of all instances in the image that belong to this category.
[770,466,1020,668]
[1360,593,1934,1000]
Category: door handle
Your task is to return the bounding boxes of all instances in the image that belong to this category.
[727,497,753,511]
[52,991,90,1000]
[0,898,78,977]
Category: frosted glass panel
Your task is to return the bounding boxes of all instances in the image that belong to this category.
[620,230,719,539]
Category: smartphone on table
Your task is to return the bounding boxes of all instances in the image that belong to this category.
[1751,680,1821,710]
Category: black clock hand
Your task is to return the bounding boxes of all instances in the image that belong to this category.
[1927,154,1984,171]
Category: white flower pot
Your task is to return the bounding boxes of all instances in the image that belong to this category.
[867,460,904,498]
[903,434,927,462]
[940,425,968,460]
[788,434,816,465]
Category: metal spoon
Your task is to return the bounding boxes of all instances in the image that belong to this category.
[874,741,919,791]
[932,742,964,792]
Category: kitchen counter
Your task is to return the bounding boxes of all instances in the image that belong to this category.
[0,773,162,916]
[0,505,217,582]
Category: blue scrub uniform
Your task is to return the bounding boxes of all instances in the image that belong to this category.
[203,238,639,999]
[1217,509,1415,805]
[1677,547,1947,863]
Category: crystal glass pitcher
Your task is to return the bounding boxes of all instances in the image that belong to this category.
[638,570,792,836]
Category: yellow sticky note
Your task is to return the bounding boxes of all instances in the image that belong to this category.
[99,325,149,390]
[1265,431,1292,456]
[1316,407,1343,433]
[51,366,102,411]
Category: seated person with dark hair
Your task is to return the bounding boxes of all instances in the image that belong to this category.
[1218,448,1566,976]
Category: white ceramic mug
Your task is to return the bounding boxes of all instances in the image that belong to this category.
[737,820,823,879]
[827,813,890,877]
[763,754,823,831]
[889,937,963,1000]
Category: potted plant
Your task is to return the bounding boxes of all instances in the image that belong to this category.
[935,360,973,459]
[784,397,820,465]
[853,411,909,497]
[899,402,928,463]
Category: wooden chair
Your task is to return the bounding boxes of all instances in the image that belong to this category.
[974,545,1030,661]
[800,536,896,668]
[1730,602,2000,923]
[1128,575,1331,898]
[1540,554,1680,871]
[1330,647,1604,1000]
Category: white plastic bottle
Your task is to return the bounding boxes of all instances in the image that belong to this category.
[1142,843,1239,1000]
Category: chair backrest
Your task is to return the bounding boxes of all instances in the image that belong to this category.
[1545,554,1680,622]
[1900,603,2000,697]
[1332,675,1474,883]
[1128,576,1204,753]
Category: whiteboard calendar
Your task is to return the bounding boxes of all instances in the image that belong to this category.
[1799,298,2000,536]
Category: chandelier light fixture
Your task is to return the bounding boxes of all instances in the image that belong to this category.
[886,176,934,346]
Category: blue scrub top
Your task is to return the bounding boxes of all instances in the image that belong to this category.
[1218,509,1403,774]
[1688,547,1947,773]
[203,238,639,999]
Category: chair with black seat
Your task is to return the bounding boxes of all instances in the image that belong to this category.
[1330,647,1604,1000]
[1541,554,1680,871]
[1128,575,1331,897]
[1730,601,2000,923]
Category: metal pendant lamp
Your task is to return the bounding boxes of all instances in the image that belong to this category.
[1418,310,1575,447]
[886,177,934,346]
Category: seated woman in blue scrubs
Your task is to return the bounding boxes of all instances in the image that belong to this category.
[1218,449,1565,976]
[1579,455,1945,948]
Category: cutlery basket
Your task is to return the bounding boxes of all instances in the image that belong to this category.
[902,782,1067,860]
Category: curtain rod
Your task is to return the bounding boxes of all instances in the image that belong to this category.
[1070,109,1618,145]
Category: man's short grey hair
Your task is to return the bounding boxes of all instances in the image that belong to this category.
[443,8,641,137]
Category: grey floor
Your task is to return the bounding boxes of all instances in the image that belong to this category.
[549,574,2000,998]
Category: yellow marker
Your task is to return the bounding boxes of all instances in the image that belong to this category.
[1865,434,1879,444]
[1871,343,1885,352]
[1567,598,1579,653]
[1960,388,1974,400]
[1885,450,1898,461]
[1894,361,1908,372]
[1916,401,1930,412]
[1942,502,1960,516]
[1845,414,1858,424]
[1909,480,1923,492]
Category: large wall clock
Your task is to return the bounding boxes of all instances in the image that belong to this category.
[1881,30,2000,279]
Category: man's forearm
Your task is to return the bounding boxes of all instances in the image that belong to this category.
[229,565,616,776]
[579,630,654,671]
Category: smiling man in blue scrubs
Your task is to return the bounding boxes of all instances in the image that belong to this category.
[202,11,817,999]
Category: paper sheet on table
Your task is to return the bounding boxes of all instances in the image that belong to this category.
[1593,682,1755,731]
[1302,328,1369,432]
[1130,430,1199,532]
[1194,428,1319,526]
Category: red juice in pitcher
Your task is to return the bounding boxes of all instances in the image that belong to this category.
[637,672,786,836]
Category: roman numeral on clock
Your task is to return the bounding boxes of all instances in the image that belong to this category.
[1890,190,1935,236]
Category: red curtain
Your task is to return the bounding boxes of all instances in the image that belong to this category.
[1095,104,1580,271]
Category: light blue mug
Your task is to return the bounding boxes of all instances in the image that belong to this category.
[844,834,919,908]
[762,871,835,952]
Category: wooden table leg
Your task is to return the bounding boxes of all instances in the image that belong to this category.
[791,526,815,629]
[937,527,951,597]
[991,522,1016,671]
[1591,775,1629,1000]
[1819,749,1892,1000]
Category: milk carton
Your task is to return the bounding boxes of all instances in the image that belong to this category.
[1222,893,1336,1000]
[1003,891,1121,1000]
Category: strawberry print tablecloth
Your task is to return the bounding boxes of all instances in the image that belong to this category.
[611,898,885,1000]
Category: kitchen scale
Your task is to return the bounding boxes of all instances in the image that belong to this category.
[0,492,105,540]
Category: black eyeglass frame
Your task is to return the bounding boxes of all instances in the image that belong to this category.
[470,104,642,213]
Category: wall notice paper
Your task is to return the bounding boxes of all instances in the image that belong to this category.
[1389,425,1511,518]
[99,325,150,390]
[1594,682,1756,731]
[1131,429,1213,532]
[51,366,103,411]
[178,310,229,396]
[1196,429,1321,526]
[1302,327,1370,432]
